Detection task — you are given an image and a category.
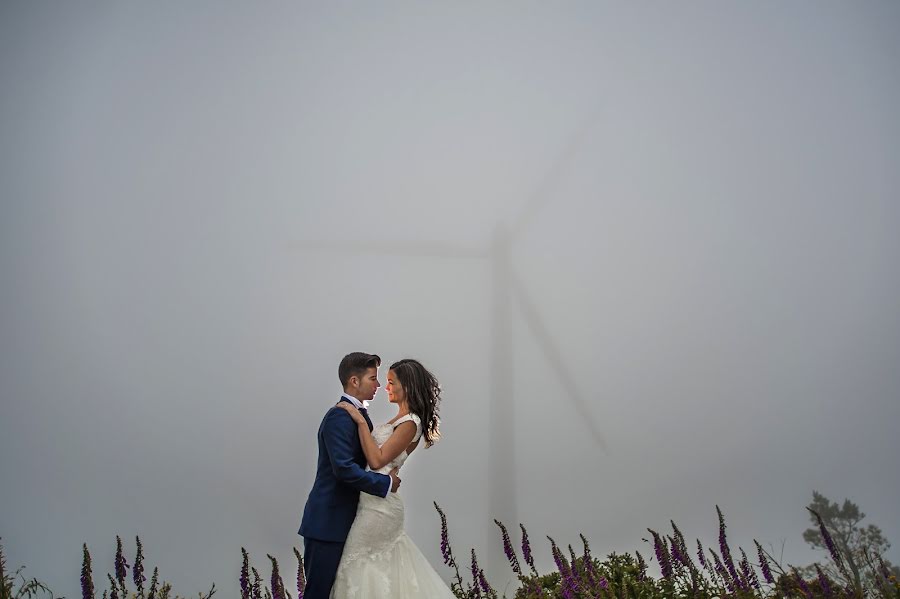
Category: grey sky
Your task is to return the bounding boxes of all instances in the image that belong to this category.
[2,3,899,597]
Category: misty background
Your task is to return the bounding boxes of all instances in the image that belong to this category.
[2,2,899,597]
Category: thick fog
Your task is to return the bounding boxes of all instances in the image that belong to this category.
[2,3,899,597]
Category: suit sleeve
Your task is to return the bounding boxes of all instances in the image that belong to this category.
[322,410,391,498]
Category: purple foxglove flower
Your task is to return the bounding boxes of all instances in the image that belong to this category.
[148,567,159,599]
[251,566,263,599]
[579,534,592,563]
[114,536,129,591]
[240,548,251,599]
[133,537,145,596]
[107,574,119,599]
[81,544,95,599]
[520,524,537,574]
[808,508,846,573]
[670,521,693,569]
[792,567,811,597]
[470,548,493,596]
[815,564,832,597]
[548,537,568,577]
[293,547,305,599]
[648,529,673,580]
[696,540,708,569]
[568,544,579,576]
[580,534,597,587]
[268,555,286,599]
[494,519,521,574]
[740,548,760,590]
[716,506,744,589]
[434,502,453,566]
[709,550,735,594]
[548,537,577,594]
[754,540,775,584]
[478,567,493,595]
[668,534,687,568]
[635,551,648,581]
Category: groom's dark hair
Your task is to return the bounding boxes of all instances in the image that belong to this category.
[339,352,381,387]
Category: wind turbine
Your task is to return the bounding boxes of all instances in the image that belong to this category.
[294,113,608,575]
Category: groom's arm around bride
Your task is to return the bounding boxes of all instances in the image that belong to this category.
[321,404,401,498]
[298,400,400,541]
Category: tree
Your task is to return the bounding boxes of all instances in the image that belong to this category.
[802,490,900,593]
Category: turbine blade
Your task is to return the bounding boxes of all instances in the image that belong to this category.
[509,106,603,242]
[288,240,486,259]
[510,270,610,452]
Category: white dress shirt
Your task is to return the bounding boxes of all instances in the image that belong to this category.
[341,392,369,410]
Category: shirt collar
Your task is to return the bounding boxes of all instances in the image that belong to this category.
[341,393,369,410]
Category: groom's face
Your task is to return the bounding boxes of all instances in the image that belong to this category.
[354,366,380,402]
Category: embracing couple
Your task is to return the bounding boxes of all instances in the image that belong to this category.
[298,352,455,598]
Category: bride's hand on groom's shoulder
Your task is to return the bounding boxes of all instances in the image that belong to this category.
[335,401,366,425]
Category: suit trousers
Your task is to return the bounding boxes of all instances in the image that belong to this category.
[303,538,345,599]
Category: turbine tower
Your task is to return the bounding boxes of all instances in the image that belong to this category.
[294,112,608,575]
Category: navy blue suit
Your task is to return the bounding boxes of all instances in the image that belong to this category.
[299,397,391,598]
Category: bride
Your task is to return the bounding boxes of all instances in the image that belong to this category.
[330,358,456,598]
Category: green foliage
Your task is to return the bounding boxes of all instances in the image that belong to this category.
[0,538,56,599]
[511,571,559,598]
[508,551,740,599]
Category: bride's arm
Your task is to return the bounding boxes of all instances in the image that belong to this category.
[356,420,416,470]
[336,404,417,470]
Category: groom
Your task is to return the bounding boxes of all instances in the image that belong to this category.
[299,352,401,599]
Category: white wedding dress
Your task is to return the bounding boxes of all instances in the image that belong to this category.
[330,413,456,598]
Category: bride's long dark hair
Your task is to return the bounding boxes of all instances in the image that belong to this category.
[390,358,441,448]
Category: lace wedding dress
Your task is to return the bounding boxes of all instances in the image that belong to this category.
[330,413,456,598]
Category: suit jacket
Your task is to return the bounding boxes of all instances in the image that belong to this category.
[299,397,391,542]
